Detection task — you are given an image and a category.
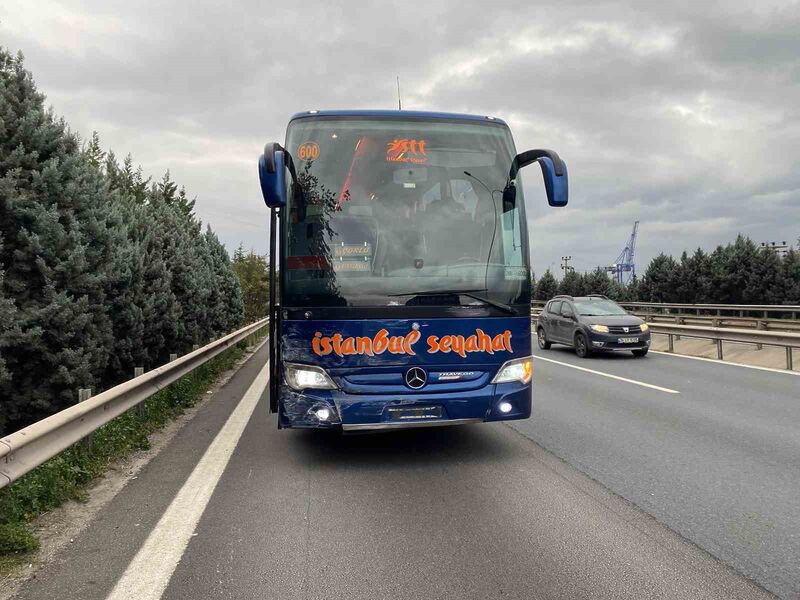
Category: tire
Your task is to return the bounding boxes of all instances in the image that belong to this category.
[632,348,648,357]
[574,332,591,358]
[537,327,551,350]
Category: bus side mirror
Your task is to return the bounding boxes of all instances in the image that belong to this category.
[258,142,287,208]
[509,149,569,207]
[538,156,568,207]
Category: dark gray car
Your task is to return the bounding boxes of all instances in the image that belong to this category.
[537,295,651,358]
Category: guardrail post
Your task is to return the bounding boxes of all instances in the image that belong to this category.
[134,368,145,418]
[755,321,767,350]
[170,353,178,363]
[716,339,724,360]
[192,344,199,352]
[78,388,93,453]
[787,347,794,371]
[667,334,674,353]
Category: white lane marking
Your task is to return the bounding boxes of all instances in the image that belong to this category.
[533,355,680,394]
[106,361,270,600]
[650,350,800,376]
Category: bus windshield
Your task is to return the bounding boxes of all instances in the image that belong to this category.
[283,117,530,308]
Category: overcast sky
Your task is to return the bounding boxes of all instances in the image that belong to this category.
[2,0,799,277]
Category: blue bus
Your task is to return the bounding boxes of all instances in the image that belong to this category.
[258,110,568,431]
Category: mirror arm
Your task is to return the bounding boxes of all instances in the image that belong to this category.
[508,149,565,181]
[263,142,299,181]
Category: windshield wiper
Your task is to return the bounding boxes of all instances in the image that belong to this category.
[389,288,515,315]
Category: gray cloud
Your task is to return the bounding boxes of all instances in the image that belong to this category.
[2,0,798,276]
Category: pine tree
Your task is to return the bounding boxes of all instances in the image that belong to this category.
[558,270,585,297]
[584,268,612,297]
[232,245,270,322]
[746,246,783,304]
[0,242,20,432]
[639,254,678,302]
[781,248,800,303]
[204,227,244,335]
[623,275,641,302]
[84,131,105,170]
[0,48,115,430]
[0,48,247,433]
[709,236,759,304]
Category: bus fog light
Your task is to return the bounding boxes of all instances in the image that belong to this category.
[316,407,332,421]
[491,357,533,385]
[498,401,513,414]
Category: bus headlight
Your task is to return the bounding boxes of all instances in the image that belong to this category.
[590,324,609,333]
[640,323,649,332]
[284,363,338,391]
[491,357,533,385]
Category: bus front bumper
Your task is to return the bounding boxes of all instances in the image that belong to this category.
[278,383,531,430]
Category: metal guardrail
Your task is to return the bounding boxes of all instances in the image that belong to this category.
[621,302,800,318]
[639,313,800,332]
[0,318,268,490]
[532,300,800,319]
[647,323,800,370]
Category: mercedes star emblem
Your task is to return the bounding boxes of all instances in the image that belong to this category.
[405,367,427,390]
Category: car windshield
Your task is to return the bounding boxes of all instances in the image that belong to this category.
[573,299,628,316]
[282,117,530,307]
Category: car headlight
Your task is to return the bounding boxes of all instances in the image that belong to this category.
[491,357,533,385]
[640,323,649,332]
[284,363,338,391]
[590,324,610,333]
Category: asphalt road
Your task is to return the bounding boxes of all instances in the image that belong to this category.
[514,345,800,599]
[13,343,789,600]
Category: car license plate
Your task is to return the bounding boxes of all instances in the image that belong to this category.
[618,337,639,344]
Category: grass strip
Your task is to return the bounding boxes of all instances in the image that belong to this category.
[0,333,264,563]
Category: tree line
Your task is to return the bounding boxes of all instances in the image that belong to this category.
[534,235,800,305]
[0,49,245,435]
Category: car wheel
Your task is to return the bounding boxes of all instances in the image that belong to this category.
[574,332,590,358]
[632,348,648,357]
[537,327,551,350]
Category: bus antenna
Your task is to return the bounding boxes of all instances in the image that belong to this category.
[397,76,402,110]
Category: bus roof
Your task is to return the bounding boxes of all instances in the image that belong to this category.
[288,109,508,126]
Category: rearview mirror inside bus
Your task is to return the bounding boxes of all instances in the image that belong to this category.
[258,143,288,208]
